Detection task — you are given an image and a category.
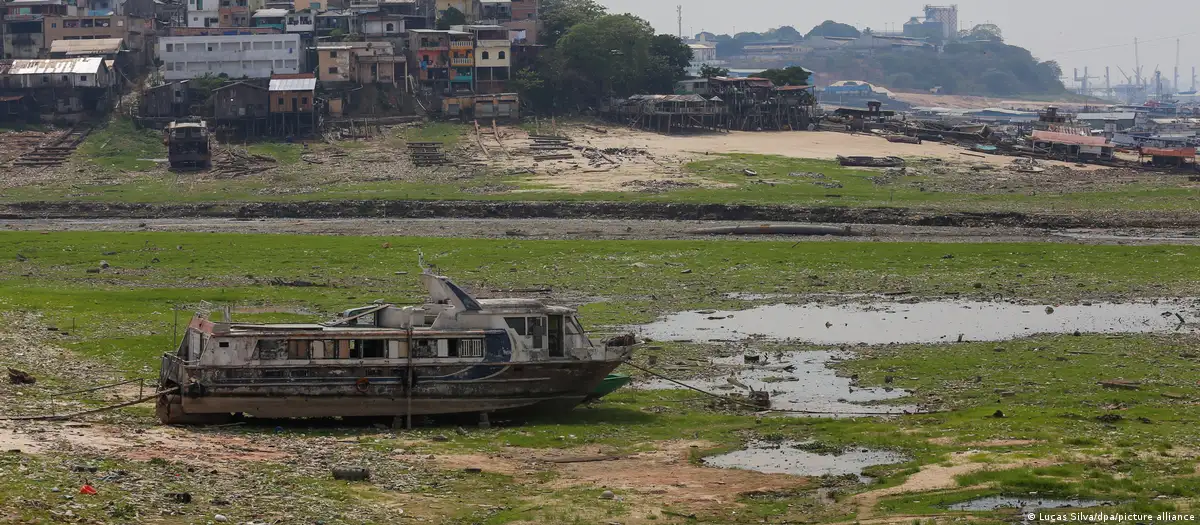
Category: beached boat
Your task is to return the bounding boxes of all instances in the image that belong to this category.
[157,268,633,424]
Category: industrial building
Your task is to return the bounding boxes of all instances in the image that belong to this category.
[157,33,302,80]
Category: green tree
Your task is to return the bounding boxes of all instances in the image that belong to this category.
[650,34,693,79]
[755,66,812,86]
[510,67,551,109]
[699,64,730,78]
[767,25,802,42]
[806,20,860,38]
[540,0,607,47]
[435,7,466,30]
[558,14,656,101]
[963,23,1003,42]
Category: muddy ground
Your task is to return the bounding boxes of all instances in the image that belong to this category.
[6,217,1200,246]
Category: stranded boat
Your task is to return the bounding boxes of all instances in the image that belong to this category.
[157,268,633,424]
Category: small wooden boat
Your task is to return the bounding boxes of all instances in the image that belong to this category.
[586,373,632,401]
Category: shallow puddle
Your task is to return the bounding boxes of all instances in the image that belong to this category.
[640,350,915,415]
[948,496,1110,512]
[702,440,907,479]
[639,300,1199,344]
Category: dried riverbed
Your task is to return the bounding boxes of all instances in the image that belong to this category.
[8,218,1200,245]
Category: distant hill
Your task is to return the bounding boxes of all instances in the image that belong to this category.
[713,25,1066,97]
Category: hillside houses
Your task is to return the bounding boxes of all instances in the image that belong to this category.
[1,0,528,125]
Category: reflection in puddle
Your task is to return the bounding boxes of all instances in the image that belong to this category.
[702,440,907,479]
[639,300,1199,344]
[640,350,915,415]
[948,496,1111,512]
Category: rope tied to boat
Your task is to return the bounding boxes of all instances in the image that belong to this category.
[621,360,938,417]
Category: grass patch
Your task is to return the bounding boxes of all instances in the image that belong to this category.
[74,117,165,172]
[247,142,303,165]
[404,121,466,149]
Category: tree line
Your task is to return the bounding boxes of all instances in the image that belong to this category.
[511,0,692,113]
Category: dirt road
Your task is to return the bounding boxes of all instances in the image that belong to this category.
[6,218,1200,246]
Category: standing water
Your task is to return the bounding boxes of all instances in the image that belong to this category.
[639,300,1197,344]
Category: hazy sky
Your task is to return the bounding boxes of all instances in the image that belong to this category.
[597,0,1200,90]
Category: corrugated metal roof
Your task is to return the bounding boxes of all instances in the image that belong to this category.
[269,76,317,91]
[1031,130,1110,147]
[252,8,288,17]
[1077,112,1137,120]
[2,57,105,75]
[628,94,709,102]
[49,38,123,55]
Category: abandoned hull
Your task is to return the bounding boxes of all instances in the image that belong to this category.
[156,269,634,424]
[162,359,623,419]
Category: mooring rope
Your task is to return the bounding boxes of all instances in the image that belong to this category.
[0,387,180,421]
[621,360,936,417]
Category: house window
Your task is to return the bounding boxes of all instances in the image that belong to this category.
[498,51,505,59]
[385,23,394,32]
[42,76,49,83]
[80,76,87,81]
[329,50,337,58]
[481,51,489,59]
[328,66,338,74]
[61,75,69,82]
[301,97,308,104]
[278,97,284,105]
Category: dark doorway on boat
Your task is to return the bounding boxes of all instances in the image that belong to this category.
[548,315,564,357]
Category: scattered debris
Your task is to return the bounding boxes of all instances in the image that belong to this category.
[331,467,371,481]
[1099,380,1141,391]
[407,142,450,167]
[837,155,905,168]
[7,368,36,384]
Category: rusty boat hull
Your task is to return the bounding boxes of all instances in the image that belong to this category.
[157,357,623,422]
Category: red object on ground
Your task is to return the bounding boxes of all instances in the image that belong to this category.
[79,485,97,495]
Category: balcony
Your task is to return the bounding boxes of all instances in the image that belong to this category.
[418,41,447,51]
[449,40,472,50]
[476,39,509,48]
[450,57,473,66]
[451,70,472,81]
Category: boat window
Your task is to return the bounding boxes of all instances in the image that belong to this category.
[262,369,286,379]
[255,339,286,359]
[412,339,436,358]
[313,339,349,359]
[218,341,230,348]
[291,369,309,378]
[287,340,309,360]
[453,339,484,358]
[505,317,526,335]
[359,339,386,358]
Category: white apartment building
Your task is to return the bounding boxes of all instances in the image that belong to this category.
[158,33,301,80]
[185,0,219,27]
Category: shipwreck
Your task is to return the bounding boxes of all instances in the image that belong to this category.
[157,268,632,425]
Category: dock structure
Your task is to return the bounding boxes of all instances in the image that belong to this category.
[599,76,816,134]
[601,94,728,133]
